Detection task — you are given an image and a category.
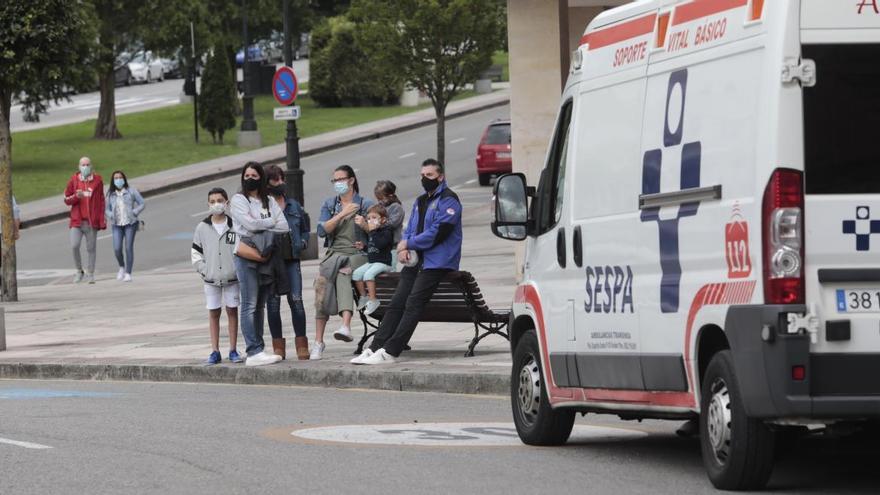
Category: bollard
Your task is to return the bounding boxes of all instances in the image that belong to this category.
[0,306,5,351]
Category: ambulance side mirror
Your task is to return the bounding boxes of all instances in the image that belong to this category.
[491,173,531,241]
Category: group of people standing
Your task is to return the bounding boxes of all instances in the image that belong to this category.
[63,157,145,284]
[192,158,463,367]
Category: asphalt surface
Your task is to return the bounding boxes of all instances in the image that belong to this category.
[15,104,509,286]
[1,379,877,494]
[9,59,310,132]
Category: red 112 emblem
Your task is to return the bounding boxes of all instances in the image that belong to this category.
[725,208,751,279]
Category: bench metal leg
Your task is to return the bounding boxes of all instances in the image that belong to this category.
[465,321,510,357]
[355,310,378,355]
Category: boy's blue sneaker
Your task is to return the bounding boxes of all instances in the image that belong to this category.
[205,351,222,365]
[228,349,244,363]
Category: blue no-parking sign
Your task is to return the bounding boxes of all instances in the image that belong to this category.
[272,66,298,106]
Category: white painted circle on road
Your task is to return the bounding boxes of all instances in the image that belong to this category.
[290,422,646,447]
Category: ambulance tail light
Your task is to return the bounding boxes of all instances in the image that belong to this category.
[762,169,804,305]
[749,0,765,21]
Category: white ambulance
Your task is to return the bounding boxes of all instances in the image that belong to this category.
[492,0,880,490]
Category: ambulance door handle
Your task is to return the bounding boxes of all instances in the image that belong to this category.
[556,228,566,268]
[572,226,583,268]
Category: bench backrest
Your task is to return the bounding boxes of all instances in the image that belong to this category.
[366,271,492,323]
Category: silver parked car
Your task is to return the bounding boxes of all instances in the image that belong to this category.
[127,51,165,84]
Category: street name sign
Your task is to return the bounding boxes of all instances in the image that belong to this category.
[274,106,301,120]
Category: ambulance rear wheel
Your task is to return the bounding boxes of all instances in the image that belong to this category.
[511,330,575,446]
[700,350,776,490]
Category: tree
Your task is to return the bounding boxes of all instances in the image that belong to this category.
[199,46,237,143]
[351,0,505,165]
[309,17,403,107]
[0,0,95,301]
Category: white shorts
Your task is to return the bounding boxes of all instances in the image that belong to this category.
[204,283,240,310]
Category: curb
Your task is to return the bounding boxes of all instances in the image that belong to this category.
[0,362,509,396]
[20,96,509,229]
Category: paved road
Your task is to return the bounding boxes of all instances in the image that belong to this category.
[10,59,309,133]
[0,379,876,494]
[15,104,509,285]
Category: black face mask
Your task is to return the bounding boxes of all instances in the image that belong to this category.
[421,176,440,193]
[243,178,260,192]
[268,184,286,197]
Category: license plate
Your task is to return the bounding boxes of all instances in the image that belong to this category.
[836,289,880,313]
[496,152,511,159]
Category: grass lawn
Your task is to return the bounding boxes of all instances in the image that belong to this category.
[492,51,509,82]
[10,94,439,203]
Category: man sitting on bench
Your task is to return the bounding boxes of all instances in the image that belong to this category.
[351,158,463,365]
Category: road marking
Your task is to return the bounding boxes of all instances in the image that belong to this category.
[97,234,112,240]
[450,138,466,144]
[0,437,53,450]
[465,179,478,185]
[16,269,78,281]
[398,152,416,160]
[285,422,646,447]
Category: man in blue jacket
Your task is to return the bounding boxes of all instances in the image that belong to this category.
[353,158,463,365]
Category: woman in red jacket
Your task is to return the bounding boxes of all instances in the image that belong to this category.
[63,157,106,284]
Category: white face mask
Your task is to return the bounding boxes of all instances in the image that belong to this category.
[208,202,226,215]
[368,218,379,226]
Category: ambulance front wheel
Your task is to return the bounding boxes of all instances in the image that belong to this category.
[511,330,575,446]
[700,350,776,490]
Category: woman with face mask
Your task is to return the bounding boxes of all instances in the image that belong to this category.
[310,165,374,360]
[229,162,290,367]
[104,170,145,282]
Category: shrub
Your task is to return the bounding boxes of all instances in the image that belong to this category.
[199,45,237,143]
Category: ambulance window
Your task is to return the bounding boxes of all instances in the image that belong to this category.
[536,100,573,234]
[803,44,880,194]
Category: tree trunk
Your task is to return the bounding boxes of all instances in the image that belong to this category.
[434,102,447,165]
[94,68,122,139]
[0,89,18,301]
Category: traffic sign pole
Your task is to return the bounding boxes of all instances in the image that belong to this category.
[282,0,307,256]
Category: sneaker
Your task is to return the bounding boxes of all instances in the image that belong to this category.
[228,349,244,363]
[116,268,125,281]
[333,326,353,342]
[360,348,396,365]
[245,351,282,367]
[309,342,325,360]
[364,299,381,315]
[123,273,132,282]
[73,271,85,284]
[85,273,95,284]
[356,296,370,310]
[205,350,221,365]
[350,349,374,365]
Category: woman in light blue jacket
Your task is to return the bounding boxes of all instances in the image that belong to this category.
[105,170,145,282]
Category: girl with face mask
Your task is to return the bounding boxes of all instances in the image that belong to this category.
[310,164,374,360]
[105,170,145,282]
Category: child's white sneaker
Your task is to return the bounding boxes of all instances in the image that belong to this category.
[333,326,353,342]
[364,299,381,315]
[356,296,369,310]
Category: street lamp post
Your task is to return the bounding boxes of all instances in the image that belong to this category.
[237,0,261,147]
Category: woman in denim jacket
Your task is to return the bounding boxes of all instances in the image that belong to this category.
[105,170,145,282]
[310,165,373,360]
[264,165,311,360]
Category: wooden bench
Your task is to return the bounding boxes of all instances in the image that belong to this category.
[353,271,510,357]
[479,64,504,82]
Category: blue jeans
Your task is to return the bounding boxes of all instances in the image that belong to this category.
[112,223,137,274]
[267,260,306,338]
[352,262,392,281]
[234,256,268,356]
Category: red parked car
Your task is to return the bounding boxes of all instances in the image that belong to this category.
[475,120,512,186]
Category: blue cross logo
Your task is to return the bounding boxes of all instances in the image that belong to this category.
[640,69,702,313]
[842,206,880,251]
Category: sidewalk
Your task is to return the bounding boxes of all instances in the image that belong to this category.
[20,89,509,228]
[0,185,516,396]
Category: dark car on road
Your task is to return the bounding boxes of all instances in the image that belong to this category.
[475,119,512,186]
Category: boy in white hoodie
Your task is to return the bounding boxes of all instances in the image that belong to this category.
[192,188,242,365]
